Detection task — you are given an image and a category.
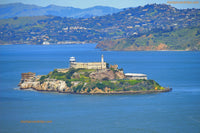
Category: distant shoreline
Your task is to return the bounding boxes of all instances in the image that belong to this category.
[0,44,199,51]
[100,47,199,51]
[0,43,96,45]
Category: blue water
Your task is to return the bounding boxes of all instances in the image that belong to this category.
[0,44,200,133]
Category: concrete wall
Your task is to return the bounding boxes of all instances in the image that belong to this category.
[57,68,69,73]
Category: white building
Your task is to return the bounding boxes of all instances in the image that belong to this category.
[69,55,106,70]
[125,73,147,80]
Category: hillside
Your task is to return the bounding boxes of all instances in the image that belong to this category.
[0,3,121,19]
[96,26,200,51]
[0,3,200,49]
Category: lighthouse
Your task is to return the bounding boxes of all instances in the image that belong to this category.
[69,57,76,68]
[101,54,104,69]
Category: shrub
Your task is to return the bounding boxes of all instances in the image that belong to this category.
[39,75,46,83]
[102,81,116,90]
[84,72,90,77]
[102,77,109,81]
[106,63,109,69]
[73,84,84,93]
[49,69,66,80]
[96,82,106,90]
[66,68,76,79]
[87,88,91,93]
[119,68,123,71]
[65,80,72,87]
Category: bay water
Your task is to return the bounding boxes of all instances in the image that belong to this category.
[0,44,200,133]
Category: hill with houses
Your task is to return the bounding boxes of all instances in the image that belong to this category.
[0,4,199,50]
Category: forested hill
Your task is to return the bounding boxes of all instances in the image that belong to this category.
[0,3,200,49]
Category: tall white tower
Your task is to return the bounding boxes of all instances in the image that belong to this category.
[101,54,104,63]
[101,54,104,69]
[69,57,76,68]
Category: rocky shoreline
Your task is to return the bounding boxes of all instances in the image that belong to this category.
[19,68,172,95]
[19,84,172,95]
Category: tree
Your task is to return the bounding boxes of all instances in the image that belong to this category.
[39,76,46,83]
[106,63,109,69]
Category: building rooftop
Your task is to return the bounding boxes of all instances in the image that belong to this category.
[69,57,76,62]
[125,73,147,77]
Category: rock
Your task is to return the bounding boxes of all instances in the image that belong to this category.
[90,87,105,94]
[80,88,88,93]
[115,71,125,79]
[31,81,42,90]
[71,81,81,86]
[72,72,80,79]
[20,79,68,92]
[20,81,41,90]
[156,43,168,50]
[104,87,111,93]
[89,69,125,81]
[89,69,115,80]
[40,80,68,91]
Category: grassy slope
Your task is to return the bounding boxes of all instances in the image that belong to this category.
[97,26,200,51]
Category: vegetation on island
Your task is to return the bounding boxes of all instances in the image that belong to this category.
[38,68,166,93]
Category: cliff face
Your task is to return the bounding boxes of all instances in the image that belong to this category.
[89,69,125,80]
[19,79,112,94]
[20,80,69,92]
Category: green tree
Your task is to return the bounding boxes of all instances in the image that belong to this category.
[106,63,109,69]
[39,76,46,83]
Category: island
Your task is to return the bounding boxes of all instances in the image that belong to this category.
[18,55,172,94]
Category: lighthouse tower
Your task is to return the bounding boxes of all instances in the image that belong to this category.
[69,57,76,68]
[101,54,104,69]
